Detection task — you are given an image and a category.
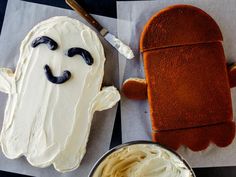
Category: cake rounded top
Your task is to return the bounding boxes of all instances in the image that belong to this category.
[140,5,223,52]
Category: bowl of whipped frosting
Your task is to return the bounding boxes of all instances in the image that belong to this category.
[89,141,195,177]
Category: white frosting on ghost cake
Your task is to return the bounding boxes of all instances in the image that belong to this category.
[0,16,120,172]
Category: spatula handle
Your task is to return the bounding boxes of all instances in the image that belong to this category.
[65,0,106,34]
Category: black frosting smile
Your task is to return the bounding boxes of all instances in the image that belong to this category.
[44,65,71,84]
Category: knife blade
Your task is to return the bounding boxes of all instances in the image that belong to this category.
[65,0,134,59]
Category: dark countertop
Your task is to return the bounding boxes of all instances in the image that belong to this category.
[0,0,236,176]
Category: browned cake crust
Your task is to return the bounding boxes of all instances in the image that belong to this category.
[140,5,223,52]
[144,42,232,131]
[153,121,235,151]
[122,78,147,100]
[137,4,235,150]
[228,64,236,88]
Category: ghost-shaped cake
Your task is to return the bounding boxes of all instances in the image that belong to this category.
[122,5,236,151]
[0,16,120,172]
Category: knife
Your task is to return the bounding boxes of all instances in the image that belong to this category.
[65,0,134,59]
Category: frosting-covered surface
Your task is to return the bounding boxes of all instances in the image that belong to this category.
[104,33,134,59]
[92,144,193,177]
[0,16,120,172]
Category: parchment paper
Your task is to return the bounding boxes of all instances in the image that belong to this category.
[117,0,236,168]
[0,0,119,176]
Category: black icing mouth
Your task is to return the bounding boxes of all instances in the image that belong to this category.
[44,65,71,84]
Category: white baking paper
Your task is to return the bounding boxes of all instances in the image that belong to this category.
[0,0,119,176]
[117,0,236,168]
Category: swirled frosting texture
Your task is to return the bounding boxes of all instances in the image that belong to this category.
[0,16,120,172]
[92,144,193,177]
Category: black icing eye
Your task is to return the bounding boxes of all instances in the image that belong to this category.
[65,47,94,65]
[31,36,58,50]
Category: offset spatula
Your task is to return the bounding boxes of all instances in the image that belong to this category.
[65,0,134,59]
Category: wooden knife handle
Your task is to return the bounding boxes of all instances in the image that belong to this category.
[65,0,104,32]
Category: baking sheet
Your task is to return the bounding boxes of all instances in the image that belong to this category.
[0,0,119,176]
[117,0,236,168]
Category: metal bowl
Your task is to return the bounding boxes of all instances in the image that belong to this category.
[89,140,196,177]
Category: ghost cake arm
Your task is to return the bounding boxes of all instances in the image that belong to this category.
[0,68,16,94]
[122,78,147,100]
[92,86,120,111]
[227,63,236,88]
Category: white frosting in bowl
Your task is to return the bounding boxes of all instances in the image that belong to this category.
[0,16,120,172]
[91,143,194,177]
